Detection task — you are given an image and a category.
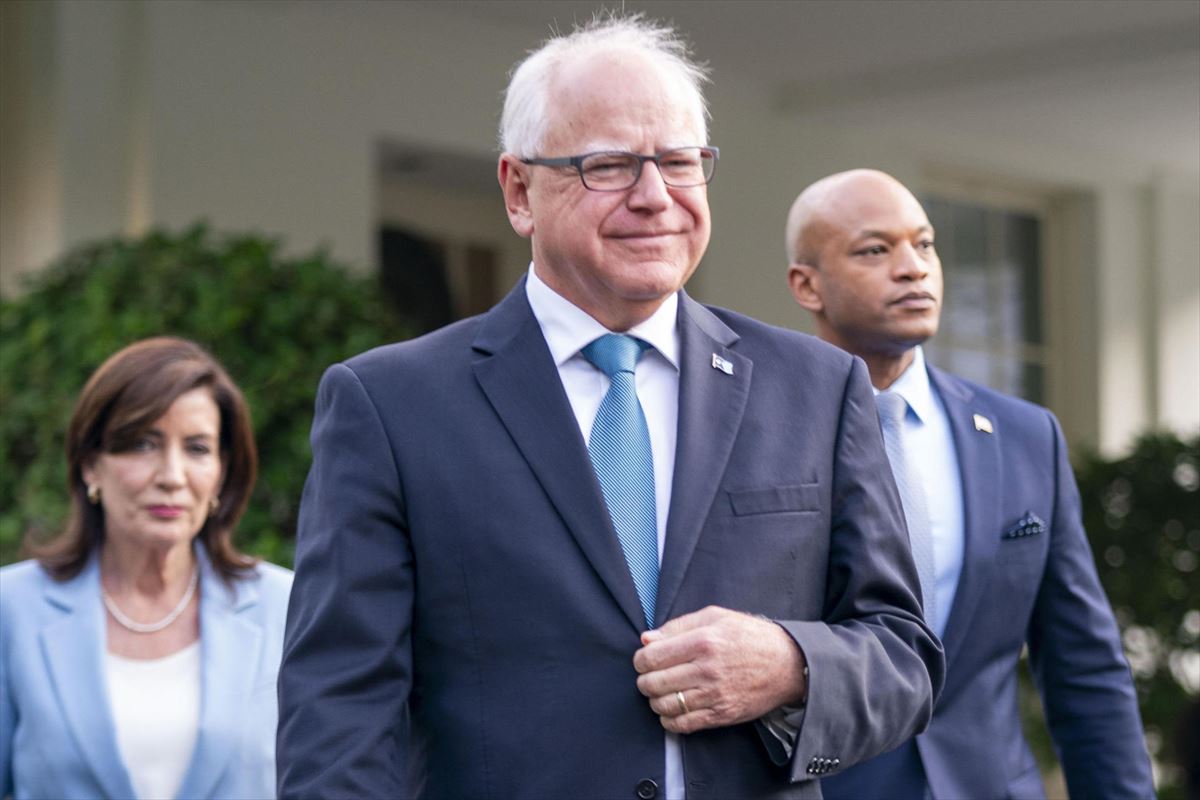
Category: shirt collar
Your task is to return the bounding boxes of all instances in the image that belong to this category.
[525,263,680,369]
[878,346,936,425]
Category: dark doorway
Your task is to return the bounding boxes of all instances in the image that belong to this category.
[378,226,454,334]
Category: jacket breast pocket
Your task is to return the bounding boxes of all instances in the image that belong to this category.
[727,484,821,516]
[998,530,1049,566]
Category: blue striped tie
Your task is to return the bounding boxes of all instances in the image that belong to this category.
[582,334,659,629]
[876,391,937,626]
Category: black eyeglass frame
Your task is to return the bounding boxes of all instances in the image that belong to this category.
[519,146,720,191]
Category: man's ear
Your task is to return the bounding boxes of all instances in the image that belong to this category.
[788,262,824,314]
[498,155,534,239]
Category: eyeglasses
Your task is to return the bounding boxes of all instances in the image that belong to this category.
[520,146,719,191]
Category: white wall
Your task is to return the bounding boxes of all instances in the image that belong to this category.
[1152,175,1200,436]
[0,0,61,293]
[2,0,1196,454]
[1095,184,1157,452]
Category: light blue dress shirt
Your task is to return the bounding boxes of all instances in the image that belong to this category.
[878,347,964,638]
[525,265,690,800]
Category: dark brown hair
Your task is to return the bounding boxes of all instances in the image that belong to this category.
[32,337,259,582]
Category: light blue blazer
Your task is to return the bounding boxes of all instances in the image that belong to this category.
[0,547,292,799]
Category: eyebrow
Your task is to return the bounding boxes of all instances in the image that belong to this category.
[139,429,217,440]
[578,143,699,154]
[855,225,934,240]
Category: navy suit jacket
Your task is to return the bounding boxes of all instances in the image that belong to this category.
[822,366,1153,800]
[277,281,944,800]
[0,548,293,800]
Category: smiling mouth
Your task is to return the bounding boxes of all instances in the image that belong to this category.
[612,230,681,239]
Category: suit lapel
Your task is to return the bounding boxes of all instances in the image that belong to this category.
[929,366,1002,668]
[39,558,138,800]
[471,280,647,631]
[656,295,751,625]
[176,550,263,799]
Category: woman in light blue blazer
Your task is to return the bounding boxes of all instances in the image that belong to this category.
[0,337,292,800]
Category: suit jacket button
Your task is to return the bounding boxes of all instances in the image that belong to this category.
[635,778,658,799]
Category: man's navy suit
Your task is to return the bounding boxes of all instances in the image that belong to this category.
[823,366,1153,800]
[276,280,944,800]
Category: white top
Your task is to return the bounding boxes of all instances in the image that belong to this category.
[877,346,965,637]
[525,265,686,799]
[105,641,201,800]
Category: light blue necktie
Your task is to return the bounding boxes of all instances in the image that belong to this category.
[582,334,659,629]
[876,391,937,626]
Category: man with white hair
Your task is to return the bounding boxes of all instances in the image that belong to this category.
[277,18,942,799]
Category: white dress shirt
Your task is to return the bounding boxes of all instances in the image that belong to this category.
[525,265,687,799]
[878,347,964,637]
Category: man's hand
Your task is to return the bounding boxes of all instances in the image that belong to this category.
[633,606,808,734]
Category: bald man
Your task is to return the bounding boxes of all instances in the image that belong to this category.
[785,170,1153,799]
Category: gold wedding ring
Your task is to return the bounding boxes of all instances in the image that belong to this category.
[675,690,689,716]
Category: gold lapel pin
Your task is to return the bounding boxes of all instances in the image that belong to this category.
[973,413,994,434]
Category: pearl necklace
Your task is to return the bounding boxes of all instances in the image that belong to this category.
[102,567,199,634]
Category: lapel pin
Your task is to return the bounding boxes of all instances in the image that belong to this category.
[711,354,734,375]
[973,413,994,434]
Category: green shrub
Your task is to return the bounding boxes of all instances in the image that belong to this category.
[0,225,412,568]
[1080,432,1200,798]
[1020,432,1200,798]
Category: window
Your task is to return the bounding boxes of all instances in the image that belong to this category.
[377,139,519,328]
[922,195,1046,404]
